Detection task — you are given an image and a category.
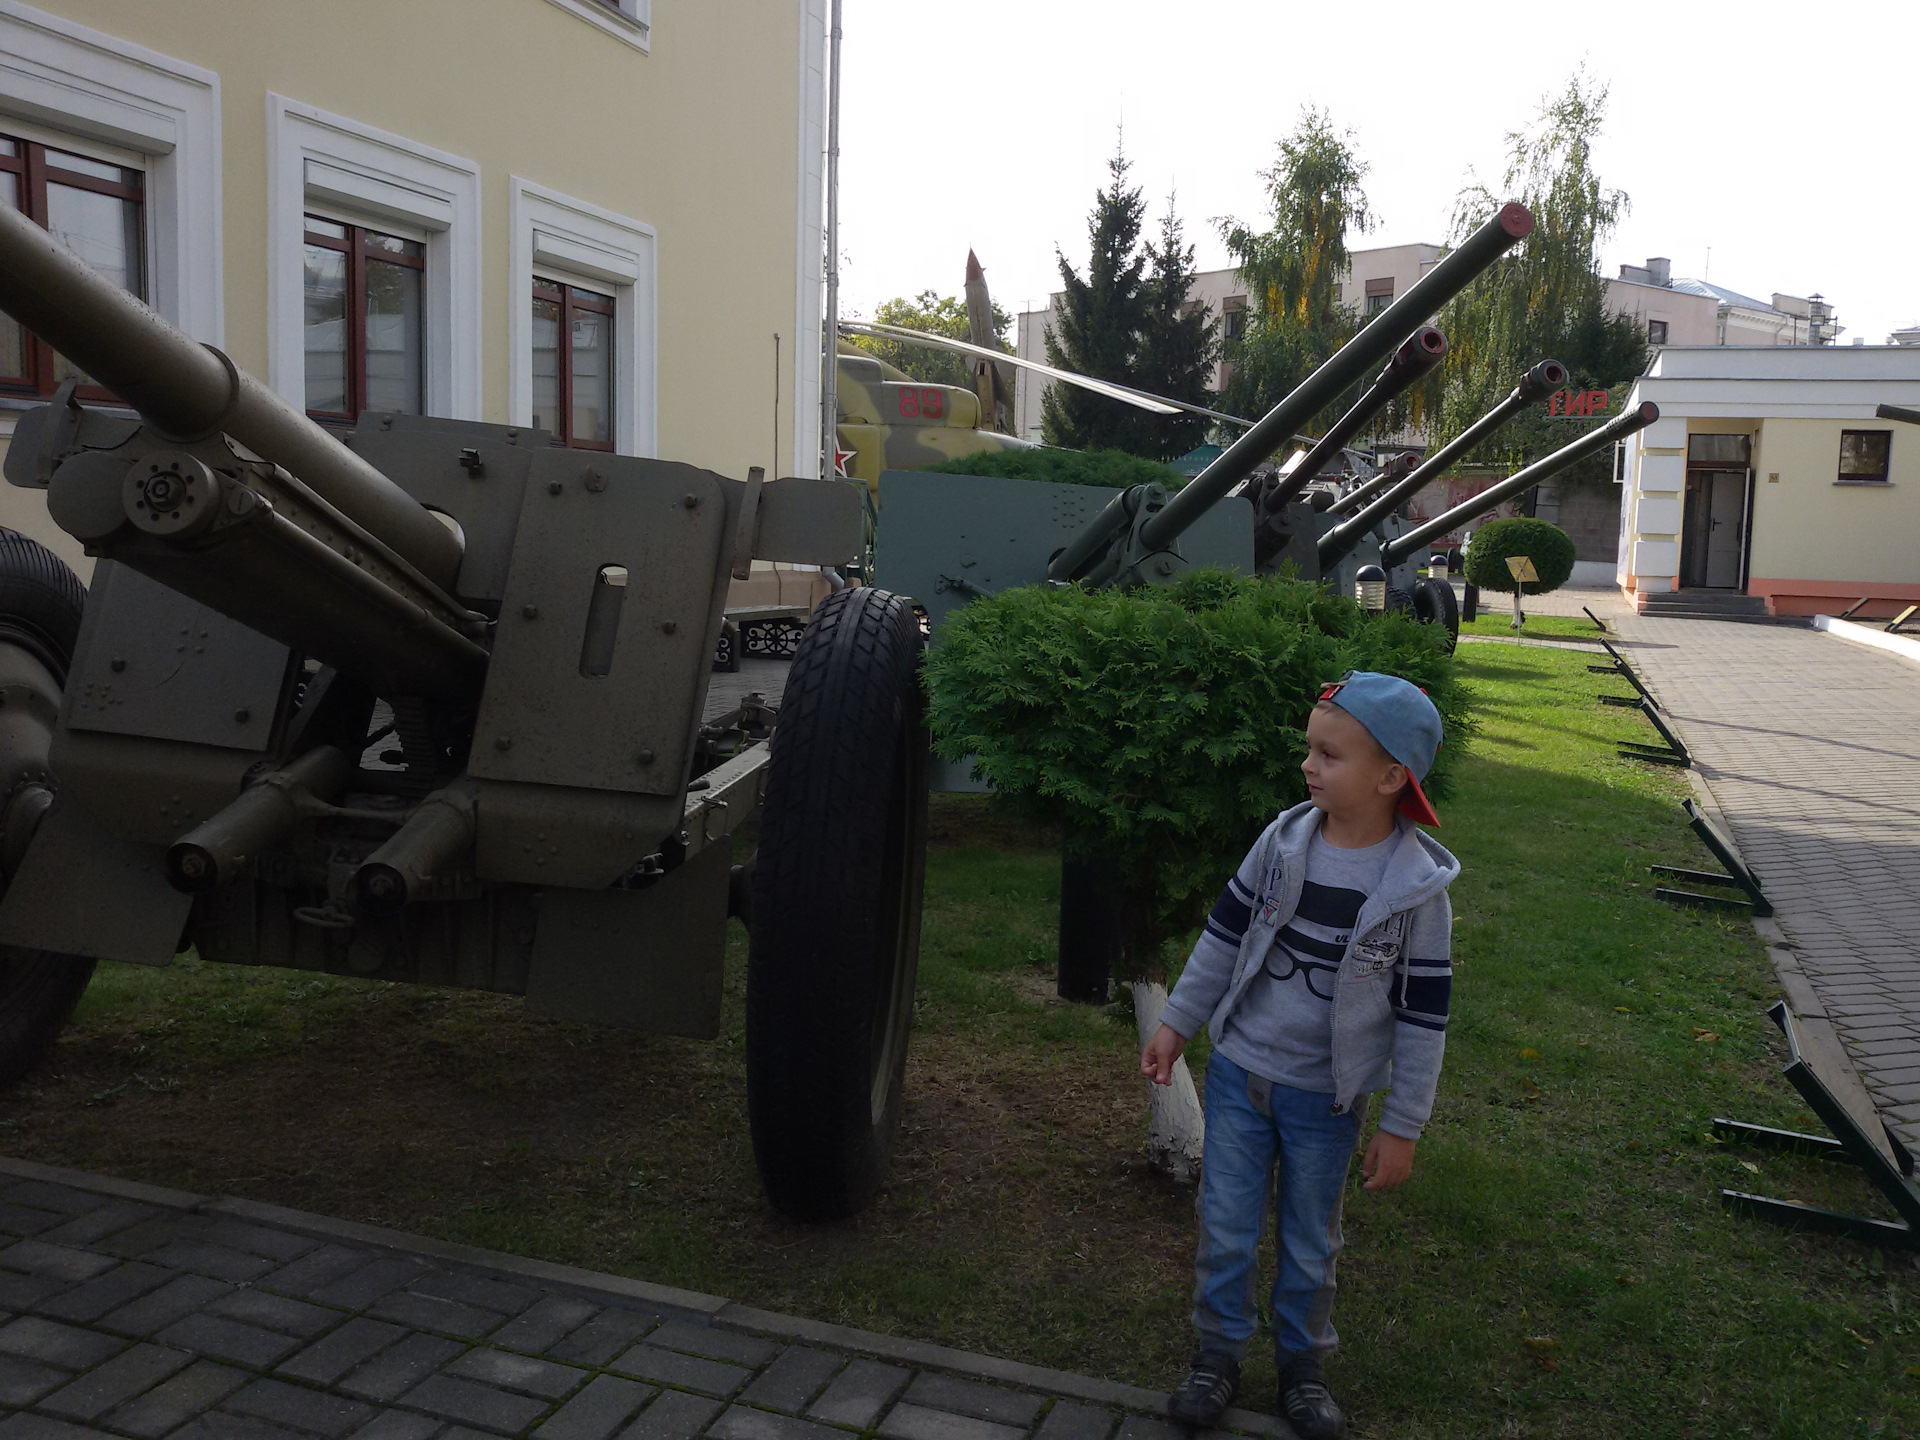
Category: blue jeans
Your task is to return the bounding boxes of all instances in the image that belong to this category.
[1192,1050,1364,1361]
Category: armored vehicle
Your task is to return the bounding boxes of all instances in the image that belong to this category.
[0,202,917,1224]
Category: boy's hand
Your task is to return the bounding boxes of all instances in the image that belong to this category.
[1140,1024,1186,1086]
[1361,1130,1416,1190]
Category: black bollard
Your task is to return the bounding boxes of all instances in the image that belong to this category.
[1057,852,1121,1003]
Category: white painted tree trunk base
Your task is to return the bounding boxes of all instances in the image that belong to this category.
[1134,980,1205,1184]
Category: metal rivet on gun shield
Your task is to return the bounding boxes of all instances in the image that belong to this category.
[682,493,699,508]
[584,467,606,492]
[111,658,126,672]
[522,604,539,620]
[234,708,250,724]
[495,736,512,751]
[637,748,656,764]
[548,480,564,495]
[661,621,677,634]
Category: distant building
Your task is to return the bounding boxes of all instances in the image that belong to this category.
[1616,346,1920,615]
[1613,257,1843,348]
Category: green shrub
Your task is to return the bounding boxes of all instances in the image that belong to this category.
[1463,517,1576,594]
[923,570,1469,975]
[920,447,1186,490]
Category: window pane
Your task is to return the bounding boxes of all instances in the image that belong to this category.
[365,230,423,260]
[0,171,21,379]
[46,182,143,388]
[44,148,132,185]
[0,138,16,158]
[531,294,562,435]
[364,258,422,414]
[303,243,349,414]
[305,214,348,241]
[570,307,612,445]
[1839,431,1891,478]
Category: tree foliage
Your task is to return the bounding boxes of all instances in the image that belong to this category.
[920,447,1186,490]
[847,290,1011,389]
[1422,75,1650,482]
[1218,109,1373,424]
[1463,517,1576,594]
[1042,152,1218,460]
[924,572,1468,976]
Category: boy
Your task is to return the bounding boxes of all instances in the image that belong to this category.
[1141,672,1459,1440]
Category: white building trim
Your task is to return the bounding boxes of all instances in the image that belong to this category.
[540,0,649,52]
[507,177,658,458]
[0,0,221,347]
[791,0,829,478]
[265,94,482,420]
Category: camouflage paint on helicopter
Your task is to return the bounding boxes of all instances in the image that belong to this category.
[833,346,1031,494]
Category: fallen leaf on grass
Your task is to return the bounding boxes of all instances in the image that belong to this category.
[1524,1335,1561,1350]
[1522,1078,1541,1099]
[1518,1048,1541,1060]
[1845,1327,1875,1346]
[1907,1364,1920,1378]
[1614,1006,1633,1013]
[1740,1160,1760,1174]
[1615,1273,1641,1285]
[1535,1354,1561,1372]
[1693,1032,1720,1043]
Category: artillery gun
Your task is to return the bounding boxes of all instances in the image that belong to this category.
[0,203,915,1223]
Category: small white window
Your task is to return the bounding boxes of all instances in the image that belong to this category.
[509,178,657,457]
[267,96,482,422]
[541,0,650,51]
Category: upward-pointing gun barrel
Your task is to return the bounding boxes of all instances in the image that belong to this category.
[0,202,463,592]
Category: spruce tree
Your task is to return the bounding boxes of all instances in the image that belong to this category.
[1133,204,1220,460]
[1041,148,1150,451]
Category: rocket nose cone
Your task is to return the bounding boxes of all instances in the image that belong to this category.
[966,250,983,283]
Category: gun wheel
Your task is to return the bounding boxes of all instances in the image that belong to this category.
[1413,575,1461,653]
[0,529,93,1087]
[747,587,928,1221]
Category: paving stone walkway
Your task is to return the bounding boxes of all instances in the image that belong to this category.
[1611,613,1920,1145]
[0,1160,1280,1440]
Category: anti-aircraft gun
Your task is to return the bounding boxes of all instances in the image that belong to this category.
[0,203,914,1223]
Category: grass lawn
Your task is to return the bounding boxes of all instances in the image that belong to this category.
[1457,611,1607,641]
[2,644,1914,1438]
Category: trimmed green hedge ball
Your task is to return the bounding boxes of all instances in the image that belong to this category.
[1463,517,1576,595]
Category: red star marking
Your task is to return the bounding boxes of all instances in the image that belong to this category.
[832,444,856,478]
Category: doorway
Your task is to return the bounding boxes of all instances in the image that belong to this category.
[1680,434,1753,590]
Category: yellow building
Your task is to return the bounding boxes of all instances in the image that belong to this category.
[0,0,831,579]
[1618,348,1920,617]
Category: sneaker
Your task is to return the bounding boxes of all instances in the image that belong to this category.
[1166,1351,1241,1428]
[1277,1355,1346,1440]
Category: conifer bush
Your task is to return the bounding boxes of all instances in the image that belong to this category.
[924,571,1468,975]
[920,447,1186,490]
[1463,516,1576,595]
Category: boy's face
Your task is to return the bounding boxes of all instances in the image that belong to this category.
[1303,701,1408,819]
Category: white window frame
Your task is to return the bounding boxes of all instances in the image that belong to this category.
[541,0,649,51]
[266,94,482,421]
[508,177,656,457]
[0,0,221,356]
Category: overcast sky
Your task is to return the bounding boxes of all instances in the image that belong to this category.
[836,0,1915,347]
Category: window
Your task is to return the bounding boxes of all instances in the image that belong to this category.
[532,280,616,449]
[1838,430,1892,485]
[1364,277,1394,316]
[1647,319,1669,346]
[302,215,425,422]
[0,133,144,400]
[1223,297,1246,342]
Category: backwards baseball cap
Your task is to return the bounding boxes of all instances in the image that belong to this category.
[1318,670,1445,827]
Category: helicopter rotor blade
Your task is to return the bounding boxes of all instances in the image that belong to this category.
[840,321,1252,425]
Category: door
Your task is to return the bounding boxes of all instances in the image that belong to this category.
[1702,471,1748,589]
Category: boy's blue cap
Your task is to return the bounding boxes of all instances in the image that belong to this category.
[1319,671,1444,826]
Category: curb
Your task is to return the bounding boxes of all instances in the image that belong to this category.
[0,1153,1281,1437]
[1812,613,1920,667]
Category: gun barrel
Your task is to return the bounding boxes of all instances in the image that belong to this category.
[1319,359,1568,566]
[1878,403,1920,427]
[1134,203,1533,555]
[1380,401,1658,564]
[1324,451,1420,517]
[0,203,462,590]
[1269,327,1446,510]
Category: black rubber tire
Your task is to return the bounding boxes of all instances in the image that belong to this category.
[747,587,929,1221]
[1413,575,1461,653]
[1384,584,1414,616]
[0,529,92,1087]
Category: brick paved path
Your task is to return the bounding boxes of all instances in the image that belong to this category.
[0,1160,1279,1440]
[1612,614,1920,1146]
